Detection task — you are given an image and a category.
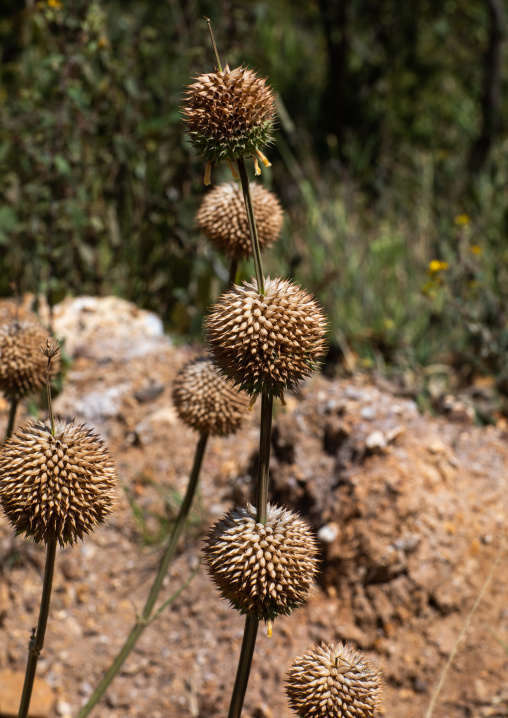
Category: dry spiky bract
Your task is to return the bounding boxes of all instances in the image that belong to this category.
[205,277,328,398]
[172,357,249,436]
[183,65,277,165]
[204,503,319,621]
[197,182,283,260]
[285,641,383,718]
[0,321,59,399]
[0,418,117,546]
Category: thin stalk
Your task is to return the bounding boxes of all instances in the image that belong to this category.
[227,392,273,717]
[18,538,57,718]
[77,431,209,718]
[237,158,264,294]
[256,392,273,525]
[5,397,18,441]
[227,614,259,718]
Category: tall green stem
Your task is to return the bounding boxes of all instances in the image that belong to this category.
[237,158,264,294]
[18,538,57,718]
[228,161,274,718]
[77,431,209,718]
[227,614,259,718]
[256,392,273,525]
[5,397,18,441]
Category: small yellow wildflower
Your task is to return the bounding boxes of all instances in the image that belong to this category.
[454,213,470,226]
[383,318,395,330]
[428,260,449,274]
[470,244,482,255]
[47,0,63,8]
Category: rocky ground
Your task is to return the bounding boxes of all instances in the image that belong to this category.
[0,296,507,718]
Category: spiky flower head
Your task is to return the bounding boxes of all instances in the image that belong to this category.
[183,65,277,170]
[205,277,328,399]
[285,642,383,718]
[0,321,59,399]
[0,418,117,546]
[196,181,283,260]
[204,503,319,622]
[172,357,248,436]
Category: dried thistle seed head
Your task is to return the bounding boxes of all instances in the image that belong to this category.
[204,503,319,621]
[172,357,248,436]
[183,65,277,165]
[285,641,383,718]
[205,277,328,398]
[0,418,117,546]
[0,321,59,399]
[196,182,283,260]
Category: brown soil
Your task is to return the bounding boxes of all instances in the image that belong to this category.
[1,296,507,718]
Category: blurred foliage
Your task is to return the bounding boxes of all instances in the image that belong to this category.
[1,0,508,405]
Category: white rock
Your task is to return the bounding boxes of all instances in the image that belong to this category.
[365,430,387,451]
[318,523,339,543]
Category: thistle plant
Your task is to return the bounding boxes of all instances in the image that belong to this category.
[172,356,248,436]
[183,25,329,718]
[0,320,60,440]
[285,641,383,718]
[0,340,117,718]
[206,276,328,401]
[77,356,248,716]
[204,503,319,624]
[183,64,277,186]
[197,181,283,283]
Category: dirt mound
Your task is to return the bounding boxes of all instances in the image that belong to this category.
[0,296,507,718]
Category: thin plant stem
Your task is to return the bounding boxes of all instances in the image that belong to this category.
[5,397,18,441]
[256,392,273,525]
[229,159,273,718]
[205,16,222,71]
[237,158,265,295]
[424,537,505,718]
[17,342,62,716]
[77,431,209,718]
[227,614,259,718]
[227,393,273,717]
[18,538,57,718]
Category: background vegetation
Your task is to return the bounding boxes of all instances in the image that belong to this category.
[1,0,508,411]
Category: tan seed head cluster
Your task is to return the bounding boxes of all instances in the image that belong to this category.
[285,641,383,718]
[183,65,277,166]
[172,357,248,436]
[196,181,283,260]
[204,503,319,621]
[0,418,117,546]
[205,277,328,398]
[0,321,59,399]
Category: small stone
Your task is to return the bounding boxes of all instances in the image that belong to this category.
[0,669,54,717]
[317,523,339,543]
[413,677,428,693]
[56,700,72,717]
[360,406,376,420]
[365,430,387,453]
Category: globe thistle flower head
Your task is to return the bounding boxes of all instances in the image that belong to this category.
[172,357,248,436]
[183,64,277,169]
[204,503,319,622]
[0,321,59,400]
[0,418,117,546]
[205,277,328,399]
[285,641,383,718]
[196,182,283,260]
